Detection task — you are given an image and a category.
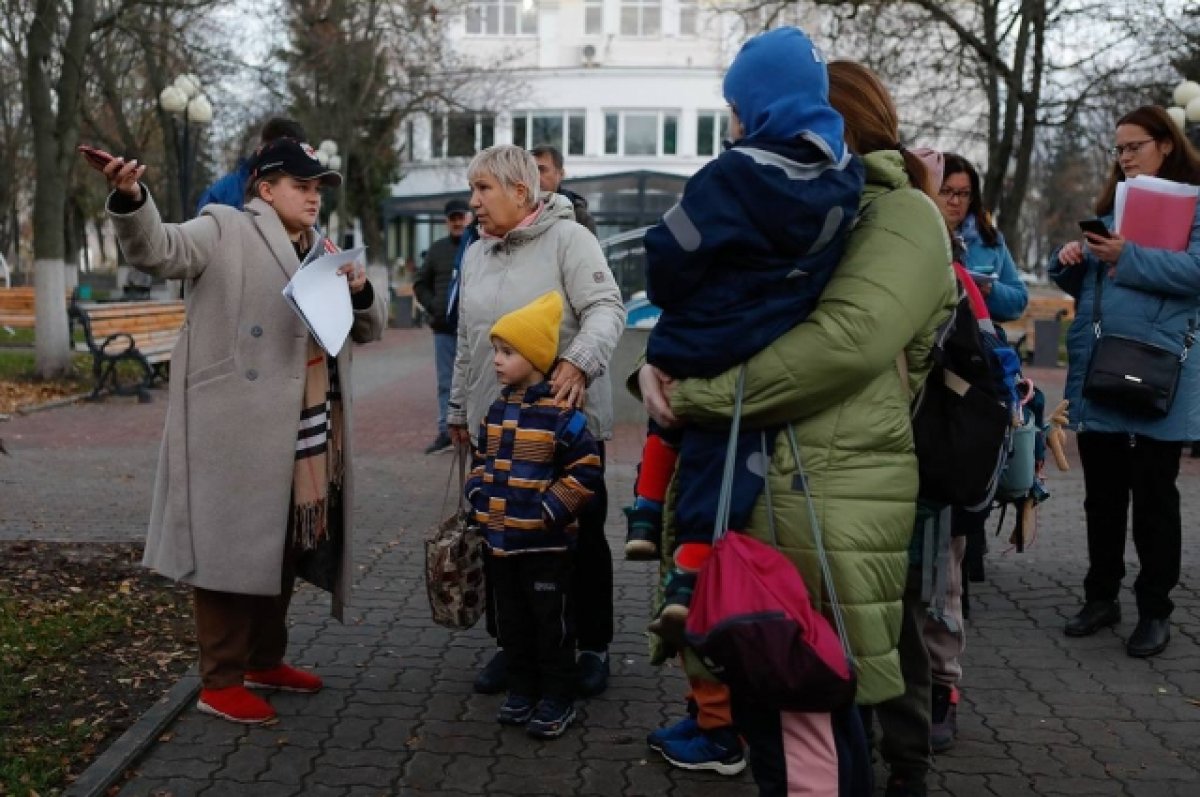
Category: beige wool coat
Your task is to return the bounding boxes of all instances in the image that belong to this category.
[107,192,386,614]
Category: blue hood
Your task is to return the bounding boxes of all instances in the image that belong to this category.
[723,26,846,162]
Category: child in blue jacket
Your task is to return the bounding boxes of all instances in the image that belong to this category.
[624,28,864,610]
[465,291,604,740]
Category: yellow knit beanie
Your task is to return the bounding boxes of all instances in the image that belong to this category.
[489,291,564,375]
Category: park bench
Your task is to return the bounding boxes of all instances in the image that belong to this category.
[0,287,69,330]
[999,292,1075,364]
[69,298,186,402]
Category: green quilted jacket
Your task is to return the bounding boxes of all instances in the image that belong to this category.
[660,151,957,705]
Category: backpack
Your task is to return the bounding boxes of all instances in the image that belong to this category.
[909,274,1018,511]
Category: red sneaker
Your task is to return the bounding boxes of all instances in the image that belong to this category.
[244,664,323,693]
[197,685,276,724]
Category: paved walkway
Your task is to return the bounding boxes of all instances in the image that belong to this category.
[3,328,1198,796]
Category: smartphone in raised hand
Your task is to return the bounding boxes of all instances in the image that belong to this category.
[1077,218,1112,239]
[77,144,115,171]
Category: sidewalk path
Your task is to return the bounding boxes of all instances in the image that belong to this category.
[2,330,1198,795]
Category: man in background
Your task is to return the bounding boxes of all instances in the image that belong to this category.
[414,199,472,454]
[531,145,597,235]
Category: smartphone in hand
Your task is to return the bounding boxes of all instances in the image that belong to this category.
[77,145,115,170]
[1078,218,1112,238]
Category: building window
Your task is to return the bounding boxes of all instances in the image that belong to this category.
[620,0,661,36]
[679,0,698,35]
[466,0,539,36]
[584,0,604,34]
[512,111,586,156]
[696,111,730,156]
[429,113,495,158]
[604,111,678,156]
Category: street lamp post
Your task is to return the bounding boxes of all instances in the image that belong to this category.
[1167,79,1200,149]
[316,139,344,245]
[158,74,213,221]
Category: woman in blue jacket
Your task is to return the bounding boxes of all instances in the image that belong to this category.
[1050,105,1200,658]
[936,154,1028,322]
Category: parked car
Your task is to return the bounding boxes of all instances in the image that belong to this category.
[600,225,659,329]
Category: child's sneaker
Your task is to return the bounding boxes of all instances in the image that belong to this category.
[658,726,747,775]
[623,502,662,561]
[646,714,701,751]
[648,570,695,652]
[930,684,958,753]
[526,697,576,739]
[497,693,536,726]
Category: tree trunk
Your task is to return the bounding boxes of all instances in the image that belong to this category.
[27,0,97,378]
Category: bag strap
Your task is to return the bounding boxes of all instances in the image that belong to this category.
[1090,265,1105,338]
[1091,265,1197,359]
[785,422,854,667]
[760,430,779,549]
[439,444,470,518]
[711,365,748,543]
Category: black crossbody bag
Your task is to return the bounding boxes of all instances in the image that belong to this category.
[1082,267,1196,418]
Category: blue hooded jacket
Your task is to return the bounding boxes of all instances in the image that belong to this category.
[957,215,1028,322]
[643,26,863,378]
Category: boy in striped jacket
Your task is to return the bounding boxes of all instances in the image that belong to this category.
[465,291,604,739]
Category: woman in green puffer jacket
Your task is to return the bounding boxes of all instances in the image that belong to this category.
[634,61,956,795]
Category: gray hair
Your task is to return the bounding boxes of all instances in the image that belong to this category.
[467,145,540,209]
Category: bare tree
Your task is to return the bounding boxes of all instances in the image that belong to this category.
[282,0,520,261]
[0,35,29,272]
[25,0,98,377]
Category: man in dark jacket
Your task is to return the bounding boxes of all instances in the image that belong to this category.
[414,198,472,453]
[531,145,597,235]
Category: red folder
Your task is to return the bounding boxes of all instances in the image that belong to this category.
[1116,178,1198,252]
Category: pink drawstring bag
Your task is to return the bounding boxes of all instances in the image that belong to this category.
[685,530,855,711]
[683,368,857,712]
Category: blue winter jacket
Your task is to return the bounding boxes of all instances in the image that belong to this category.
[957,215,1028,322]
[195,160,251,215]
[1048,206,1200,441]
[644,138,863,378]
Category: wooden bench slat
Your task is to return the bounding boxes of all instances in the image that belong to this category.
[0,287,71,328]
[69,298,185,400]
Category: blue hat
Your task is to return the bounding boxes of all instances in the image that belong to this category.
[723,27,846,162]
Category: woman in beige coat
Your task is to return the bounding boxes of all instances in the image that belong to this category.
[88,138,386,725]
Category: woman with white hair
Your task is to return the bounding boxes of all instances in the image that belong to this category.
[447,144,626,704]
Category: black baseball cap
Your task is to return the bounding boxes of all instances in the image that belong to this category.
[444,198,471,217]
[249,138,342,187]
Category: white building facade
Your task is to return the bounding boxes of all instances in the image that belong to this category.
[384,0,765,264]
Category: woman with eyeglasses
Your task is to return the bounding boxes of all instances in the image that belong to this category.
[1050,105,1200,659]
[934,154,1029,323]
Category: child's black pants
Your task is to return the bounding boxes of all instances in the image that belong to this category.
[490,551,576,700]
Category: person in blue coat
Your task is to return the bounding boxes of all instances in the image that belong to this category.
[195,118,307,215]
[936,154,1028,322]
[1049,104,1200,659]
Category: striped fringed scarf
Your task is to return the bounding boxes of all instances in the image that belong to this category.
[293,335,344,550]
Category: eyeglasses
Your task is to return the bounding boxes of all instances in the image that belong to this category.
[1109,139,1155,158]
[938,188,972,202]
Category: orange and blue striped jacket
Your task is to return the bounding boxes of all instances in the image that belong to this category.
[465,381,604,554]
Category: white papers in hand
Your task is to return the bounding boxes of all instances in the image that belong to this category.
[282,246,365,357]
